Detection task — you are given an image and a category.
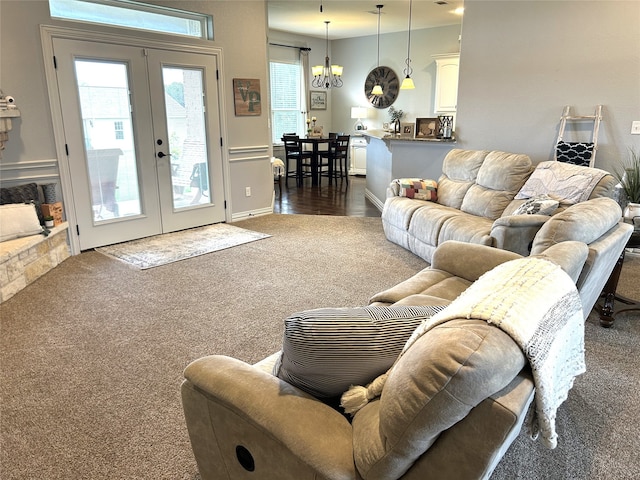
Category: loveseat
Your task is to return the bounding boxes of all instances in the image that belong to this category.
[181,237,601,480]
[382,149,619,262]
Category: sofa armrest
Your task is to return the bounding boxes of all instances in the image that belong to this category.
[491,214,551,256]
[431,241,523,283]
[387,179,400,198]
[182,355,358,480]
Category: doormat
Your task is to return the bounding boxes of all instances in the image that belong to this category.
[95,223,271,269]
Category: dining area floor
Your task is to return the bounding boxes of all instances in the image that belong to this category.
[273,175,381,217]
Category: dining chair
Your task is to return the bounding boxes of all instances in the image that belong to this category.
[319,134,350,186]
[282,135,312,187]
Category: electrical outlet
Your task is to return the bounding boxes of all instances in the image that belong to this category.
[245,186,251,197]
[632,121,640,135]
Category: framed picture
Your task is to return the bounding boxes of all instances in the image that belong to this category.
[310,91,327,110]
[401,123,415,137]
[415,117,439,138]
[233,78,261,116]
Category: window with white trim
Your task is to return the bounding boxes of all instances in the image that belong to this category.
[269,44,305,144]
[49,0,212,40]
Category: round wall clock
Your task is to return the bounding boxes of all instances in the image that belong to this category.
[364,66,400,109]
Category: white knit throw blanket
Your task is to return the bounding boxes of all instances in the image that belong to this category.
[341,257,585,449]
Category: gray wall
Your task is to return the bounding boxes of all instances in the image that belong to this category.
[456,0,640,172]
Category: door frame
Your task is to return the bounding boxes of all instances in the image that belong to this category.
[40,25,232,255]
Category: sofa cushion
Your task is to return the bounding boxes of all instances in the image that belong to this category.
[396,178,437,201]
[530,197,623,255]
[0,203,44,242]
[274,305,446,399]
[436,149,488,209]
[460,151,533,220]
[516,161,609,204]
[512,194,559,216]
[437,214,494,246]
[352,319,526,480]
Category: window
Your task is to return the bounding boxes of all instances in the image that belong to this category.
[114,121,124,140]
[270,61,302,143]
[49,0,212,40]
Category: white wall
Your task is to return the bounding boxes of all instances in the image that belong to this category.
[456,0,640,172]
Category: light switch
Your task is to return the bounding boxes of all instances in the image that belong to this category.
[632,121,640,135]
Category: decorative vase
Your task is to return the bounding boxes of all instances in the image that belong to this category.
[45,219,55,228]
[623,202,640,227]
[42,183,57,204]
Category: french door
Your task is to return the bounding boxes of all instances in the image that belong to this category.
[51,37,225,250]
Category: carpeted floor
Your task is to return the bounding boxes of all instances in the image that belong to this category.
[1,214,638,479]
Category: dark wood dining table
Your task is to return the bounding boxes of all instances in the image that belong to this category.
[299,136,333,186]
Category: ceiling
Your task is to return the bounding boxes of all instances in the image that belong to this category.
[267,0,464,40]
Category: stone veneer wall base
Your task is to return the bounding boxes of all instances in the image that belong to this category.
[0,223,70,303]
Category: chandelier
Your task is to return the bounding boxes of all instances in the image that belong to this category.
[312,21,343,89]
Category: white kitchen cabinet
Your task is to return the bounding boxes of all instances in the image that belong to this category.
[349,135,367,175]
[433,53,460,113]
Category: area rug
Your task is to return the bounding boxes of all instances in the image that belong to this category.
[95,223,271,269]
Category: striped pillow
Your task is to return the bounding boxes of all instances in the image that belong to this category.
[273,305,446,399]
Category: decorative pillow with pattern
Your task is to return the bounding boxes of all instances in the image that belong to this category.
[273,305,447,399]
[397,178,437,201]
[513,194,559,216]
[555,141,594,167]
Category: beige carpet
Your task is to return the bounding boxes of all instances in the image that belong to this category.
[95,223,270,269]
[1,213,638,479]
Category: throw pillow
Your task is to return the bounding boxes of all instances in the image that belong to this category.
[512,194,559,216]
[397,178,437,201]
[273,305,447,398]
[0,203,44,242]
[555,141,593,167]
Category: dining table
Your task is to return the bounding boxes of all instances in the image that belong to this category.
[299,136,333,186]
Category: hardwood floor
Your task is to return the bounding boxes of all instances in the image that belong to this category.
[273,175,381,217]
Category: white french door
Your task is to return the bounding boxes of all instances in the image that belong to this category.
[51,37,225,250]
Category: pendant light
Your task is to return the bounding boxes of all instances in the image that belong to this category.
[311,21,344,89]
[400,0,415,89]
[371,4,384,96]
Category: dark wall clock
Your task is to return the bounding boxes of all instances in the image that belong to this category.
[364,66,400,109]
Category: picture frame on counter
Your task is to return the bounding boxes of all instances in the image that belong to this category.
[415,117,438,139]
[401,123,415,137]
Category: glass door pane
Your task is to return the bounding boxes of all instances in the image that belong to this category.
[161,67,211,209]
[75,59,142,222]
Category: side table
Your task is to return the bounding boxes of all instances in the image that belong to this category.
[596,228,640,327]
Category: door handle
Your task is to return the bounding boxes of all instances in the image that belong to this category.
[157,151,171,158]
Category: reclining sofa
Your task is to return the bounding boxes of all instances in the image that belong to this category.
[181,235,629,480]
[382,149,619,261]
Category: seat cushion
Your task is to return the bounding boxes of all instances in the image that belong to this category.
[273,305,446,399]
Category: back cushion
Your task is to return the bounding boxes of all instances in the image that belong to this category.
[461,151,533,220]
[530,197,622,255]
[352,319,525,479]
[437,149,488,209]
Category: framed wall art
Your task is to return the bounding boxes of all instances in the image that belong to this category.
[233,78,261,116]
[415,117,439,138]
[309,90,327,110]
